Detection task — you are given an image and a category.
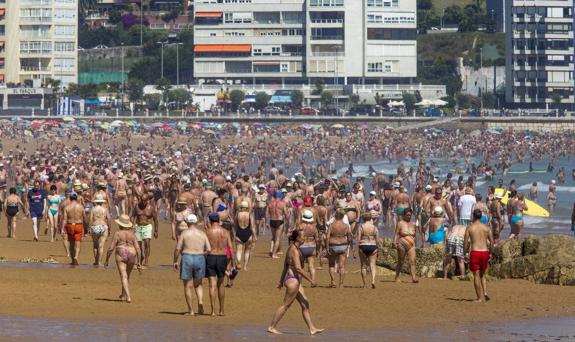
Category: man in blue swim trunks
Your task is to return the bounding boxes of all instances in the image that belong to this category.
[174,214,211,316]
[27,180,47,242]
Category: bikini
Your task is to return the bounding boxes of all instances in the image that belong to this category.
[359,227,378,256]
[48,196,61,216]
[116,242,136,264]
[283,246,304,286]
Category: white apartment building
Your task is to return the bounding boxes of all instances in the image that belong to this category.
[505,0,574,107]
[192,0,417,84]
[0,0,78,87]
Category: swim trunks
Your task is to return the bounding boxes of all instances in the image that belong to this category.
[359,244,378,257]
[300,245,316,258]
[206,255,228,278]
[446,236,464,257]
[269,219,284,229]
[66,223,84,242]
[135,223,153,241]
[469,250,490,272]
[180,254,206,281]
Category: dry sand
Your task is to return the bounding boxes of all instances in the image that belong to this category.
[0,218,574,334]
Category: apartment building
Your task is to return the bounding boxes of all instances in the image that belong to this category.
[192,0,417,84]
[0,0,78,87]
[505,0,574,107]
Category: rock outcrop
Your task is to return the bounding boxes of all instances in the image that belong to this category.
[377,235,575,285]
[377,238,445,278]
[489,235,575,285]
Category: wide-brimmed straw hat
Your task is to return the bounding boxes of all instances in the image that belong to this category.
[115,214,133,229]
[302,210,314,223]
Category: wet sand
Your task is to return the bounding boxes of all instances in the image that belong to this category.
[0,219,575,339]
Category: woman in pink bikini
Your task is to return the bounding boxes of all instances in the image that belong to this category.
[104,214,141,303]
[268,230,323,336]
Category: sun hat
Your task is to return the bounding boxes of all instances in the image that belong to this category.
[115,214,133,229]
[185,214,198,224]
[177,197,187,205]
[302,209,314,223]
[93,194,106,203]
[370,190,376,196]
[425,185,432,191]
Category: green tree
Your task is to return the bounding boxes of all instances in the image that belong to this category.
[166,88,191,107]
[551,93,562,109]
[255,92,270,110]
[456,93,471,108]
[144,94,162,110]
[402,93,417,113]
[108,10,123,25]
[481,92,497,109]
[320,91,333,109]
[417,0,433,10]
[229,89,245,112]
[414,90,423,103]
[156,77,172,102]
[45,78,62,93]
[312,79,325,95]
[127,78,144,102]
[349,93,360,106]
[290,90,304,109]
[444,5,464,24]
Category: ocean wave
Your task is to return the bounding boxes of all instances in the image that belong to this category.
[517,183,575,193]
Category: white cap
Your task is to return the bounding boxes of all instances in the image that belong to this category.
[393,182,400,188]
[258,184,265,189]
[185,214,198,224]
[551,180,556,184]
[31,166,36,171]
[226,175,231,181]
[302,210,314,223]
[425,185,432,191]
[369,190,376,196]
[433,178,438,182]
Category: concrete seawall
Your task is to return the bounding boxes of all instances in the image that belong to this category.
[3,115,575,131]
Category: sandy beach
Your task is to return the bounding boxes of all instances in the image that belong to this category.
[1,219,575,337]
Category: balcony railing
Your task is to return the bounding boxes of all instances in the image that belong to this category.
[21,66,50,71]
[310,19,343,24]
[20,17,52,23]
[310,51,344,57]
[311,35,343,40]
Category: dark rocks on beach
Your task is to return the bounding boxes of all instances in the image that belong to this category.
[490,235,575,286]
[377,235,575,285]
[377,238,445,278]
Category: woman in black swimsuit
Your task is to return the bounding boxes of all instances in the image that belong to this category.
[5,188,25,238]
[234,201,256,270]
[268,230,323,336]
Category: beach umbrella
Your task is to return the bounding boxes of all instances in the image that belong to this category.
[360,124,369,129]
[161,124,172,130]
[331,124,344,128]
[204,129,215,134]
[30,122,42,129]
[152,122,164,128]
[44,120,59,127]
[100,123,110,129]
[415,99,433,107]
[62,117,75,122]
[430,99,448,106]
[469,130,481,137]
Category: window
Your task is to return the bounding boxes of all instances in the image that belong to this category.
[367,28,416,40]
[367,0,399,8]
[367,62,382,72]
[54,41,75,52]
[281,63,288,72]
[367,13,415,24]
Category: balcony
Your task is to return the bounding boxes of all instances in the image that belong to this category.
[311,35,343,40]
[21,17,53,24]
[20,66,51,72]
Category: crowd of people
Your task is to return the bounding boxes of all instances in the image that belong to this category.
[0,120,573,334]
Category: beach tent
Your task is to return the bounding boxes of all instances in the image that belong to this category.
[331,124,344,128]
[430,99,448,106]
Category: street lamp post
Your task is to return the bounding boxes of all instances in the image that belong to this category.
[333,46,339,116]
[121,42,125,114]
[157,41,166,79]
[479,47,483,112]
[175,43,183,85]
[140,1,144,47]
